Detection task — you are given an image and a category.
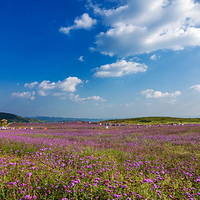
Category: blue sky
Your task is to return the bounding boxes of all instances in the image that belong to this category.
[1,0,200,118]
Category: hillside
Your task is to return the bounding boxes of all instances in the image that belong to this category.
[0,112,104,123]
[104,116,200,124]
[0,112,42,123]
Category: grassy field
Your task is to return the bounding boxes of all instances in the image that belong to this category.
[104,116,200,125]
[0,123,199,199]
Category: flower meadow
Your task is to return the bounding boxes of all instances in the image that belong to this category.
[0,123,199,200]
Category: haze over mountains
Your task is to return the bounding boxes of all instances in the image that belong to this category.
[1,112,200,125]
[31,116,106,123]
[0,112,106,123]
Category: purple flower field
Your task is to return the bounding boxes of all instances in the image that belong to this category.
[0,123,199,199]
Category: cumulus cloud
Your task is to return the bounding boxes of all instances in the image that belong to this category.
[58,77,83,92]
[94,59,147,78]
[189,84,200,92]
[90,0,200,57]
[69,93,106,102]
[39,81,56,90]
[12,91,35,100]
[59,13,97,35]
[141,89,181,98]
[24,81,38,88]
[12,77,87,101]
[38,77,83,93]
[12,77,83,101]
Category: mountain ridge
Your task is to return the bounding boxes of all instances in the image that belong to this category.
[2,112,200,124]
[0,112,43,123]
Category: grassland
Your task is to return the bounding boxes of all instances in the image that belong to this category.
[104,116,200,125]
[0,122,199,199]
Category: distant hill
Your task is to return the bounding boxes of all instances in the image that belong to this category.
[4,113,200,125]
[0,112,43,123]
[103,116,200,124]
[32,116,107,123]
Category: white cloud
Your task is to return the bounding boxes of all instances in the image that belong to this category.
[69,93,106,102]
[59,13,97,35]
[13,77,83,100]
[12,91,35,100]
[52,92,64,97]
[38,77,83,93]
[59,27,71,35]
[69,94,86,102]
[87,95,106,102]
[38,90,48,97]
[91,0,200,57]
[89,46,95,52]
[52,93,67,100]
[79,56,84,62]
[94,59,147,78]
[24,81,38,88]
[39,80,56,90]
[189,84,200,92]
[141,89,181,98]
[58,77,83,92]
[150,54,160,60]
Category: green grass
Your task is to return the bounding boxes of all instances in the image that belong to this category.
[103,116,200,124]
